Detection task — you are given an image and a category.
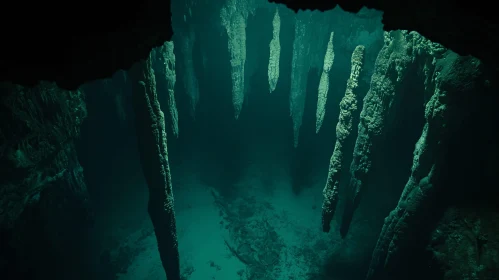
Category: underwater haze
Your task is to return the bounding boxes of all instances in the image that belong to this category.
[2,0,498,280]
[83,4,392,279]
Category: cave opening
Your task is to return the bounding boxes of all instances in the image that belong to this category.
[76,3,426,280]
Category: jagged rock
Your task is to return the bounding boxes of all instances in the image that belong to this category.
[340,31,431,237]
[321,45,365,232]
[367,52,488,280]
[0,82,92,279]
[128,55,181,280]
[428,207,499,280]
[153,42,179,138]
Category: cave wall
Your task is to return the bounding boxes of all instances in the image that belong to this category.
[0,83,94,279]
[0,1,498,279]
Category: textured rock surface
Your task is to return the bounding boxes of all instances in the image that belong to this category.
[128,56,180,280]
[0,83,93,279]
[221,0,251,119]
[153,42,179,138]
[367,52,492,280]
[428,207,499,280]
[321,45,365,232]
[340,31,429,237]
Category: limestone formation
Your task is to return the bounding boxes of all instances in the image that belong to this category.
[340,31,426,237]
[268,8,281,93]
[290,11,331,147]
[321,45,365,232]
[316,32,335,133]
[366,53,482,280]
[221,0,250,119]
[156,41,179,138]
[129,55,180,280]
[0,82,92,278]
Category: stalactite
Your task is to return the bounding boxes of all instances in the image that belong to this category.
[366,52,481,280]
[157,41,179,138]
[340,31,418,237]
[221,0,250,119]
[181,29,199,118]
[129,55,180,280]
[289,12,331,147]
[321,45,365,233]
[268,7,281,93]
[290,16,312,148]
[315,32,335,133]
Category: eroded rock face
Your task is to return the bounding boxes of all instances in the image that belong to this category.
[429,207,499,280]
[129,56,181,280]
[366,49,499,280]
[0,83,93,279]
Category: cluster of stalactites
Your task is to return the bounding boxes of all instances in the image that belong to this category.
[289,17,312,148]
[321,45,365,233]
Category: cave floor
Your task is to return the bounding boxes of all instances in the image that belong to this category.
[97,163,344,280]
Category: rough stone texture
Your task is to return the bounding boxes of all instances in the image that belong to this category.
[0,83,93,279]
[128,56,180,280]
[340,31,428,237]
[269,0,499,67]
[428,207,499,280]
[321,45,365,233]
[153,43,179,138]
[221,0,250,120]
[0,0,173,90]
[367,52,491,280]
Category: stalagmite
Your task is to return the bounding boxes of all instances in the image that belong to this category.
[129,54,180,280]
[321,45,365,233]
[340,31,418,237]
[221,0,250,119]
[156,41,179,138]
[315,32,335,133]
[268,8,281,93]
[181,30,199,118]
[290,17,312,148]
[366,52,480,280]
